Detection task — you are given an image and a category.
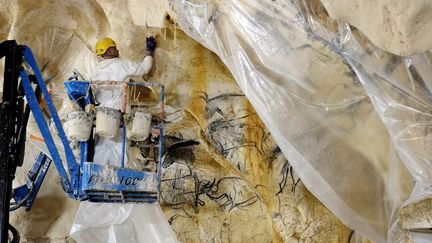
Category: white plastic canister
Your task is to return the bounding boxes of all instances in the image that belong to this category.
[95,107,122,138]
[64,111,95,141]
[125,112,152,141]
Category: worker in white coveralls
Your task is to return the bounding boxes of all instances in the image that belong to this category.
[70,37,178,243]
[91,37,156,167]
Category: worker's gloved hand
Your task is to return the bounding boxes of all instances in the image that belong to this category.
[146,37,157,55]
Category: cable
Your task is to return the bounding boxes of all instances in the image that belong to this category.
[8,224,20,243]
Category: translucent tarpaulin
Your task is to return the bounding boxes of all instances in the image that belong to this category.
[171,0,432,242]
[70,203,178,243]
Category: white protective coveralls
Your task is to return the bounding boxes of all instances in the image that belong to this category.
[71,56,178,243]
[92,56,153,166]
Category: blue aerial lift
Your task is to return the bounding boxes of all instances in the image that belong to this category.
[0,40,165,242]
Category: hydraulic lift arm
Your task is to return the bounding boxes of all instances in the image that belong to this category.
[0,41,80,243]
[0,40,166,242]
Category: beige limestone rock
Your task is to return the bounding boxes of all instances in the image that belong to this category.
[319,0,432,56]
[1,0,358,242]
[399,197,432,230]
[128,0,171,28]
[6,20,352,243]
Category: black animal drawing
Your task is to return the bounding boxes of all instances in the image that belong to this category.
[160,134,260,213]
[205,176,260,212]
[272,147,300,195]
[158,92,296,219]
[200,92,269,172]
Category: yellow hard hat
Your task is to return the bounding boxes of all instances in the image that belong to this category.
[95,37,116,56]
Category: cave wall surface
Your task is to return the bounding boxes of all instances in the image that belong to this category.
[0,0,354,242]
[172,0,432,242]
[3,0,432,242]
[319,0,432,56]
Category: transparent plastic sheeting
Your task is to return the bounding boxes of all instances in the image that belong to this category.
[171,0,432,242]
[70,203,178,243]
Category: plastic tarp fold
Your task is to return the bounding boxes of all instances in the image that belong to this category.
[171,0,432,242]
[70,203,178,243]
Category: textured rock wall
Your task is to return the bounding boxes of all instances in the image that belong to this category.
[0,0,353,242]
[319,0,432,56]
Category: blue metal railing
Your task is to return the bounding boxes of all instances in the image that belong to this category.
[20,47,80,198]
[90,81,165,170]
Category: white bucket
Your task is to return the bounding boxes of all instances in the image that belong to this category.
[95,107,122,138]
[64,111,95,141]
[125,112,152,141]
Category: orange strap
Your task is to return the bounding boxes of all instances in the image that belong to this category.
[29,134,45,142]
